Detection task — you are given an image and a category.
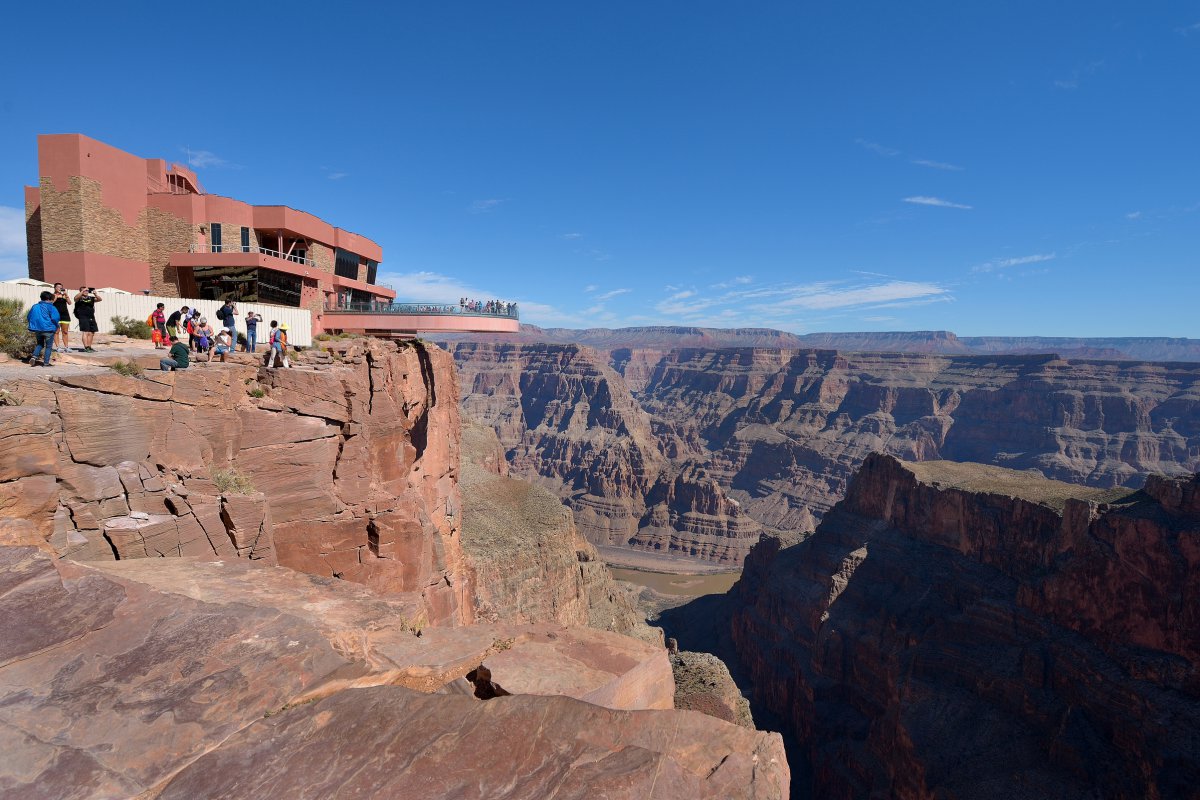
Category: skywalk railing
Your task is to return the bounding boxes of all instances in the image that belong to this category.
[188,243,318,268]
[325,301,519,320]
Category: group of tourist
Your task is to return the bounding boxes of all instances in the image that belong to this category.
[459,297,517,316]
[25,290,292,371]
[154,301,292,371]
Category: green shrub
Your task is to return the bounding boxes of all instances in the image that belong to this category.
[212,467,255,495]
[111,315,153,339]
[249,388,266,398]
[0,298,33,358]
[110,359,143,378]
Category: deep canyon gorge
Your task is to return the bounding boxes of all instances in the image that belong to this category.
[448,336,1200,567]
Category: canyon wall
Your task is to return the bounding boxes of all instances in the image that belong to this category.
[730,454,1200,799]
[453,342,761,565]
[459,422,647,635]
[1,338,470,626]
[451,342,1200,566]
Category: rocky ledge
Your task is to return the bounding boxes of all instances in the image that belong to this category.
[0,544,789,798]
[731,454,1200,799]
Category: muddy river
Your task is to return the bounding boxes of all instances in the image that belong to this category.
[608,567,741,597]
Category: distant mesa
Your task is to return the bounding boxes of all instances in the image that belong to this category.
[440,324,1200,361]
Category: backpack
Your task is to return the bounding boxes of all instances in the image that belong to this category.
[216,305,229,322]
[146,313,155,327]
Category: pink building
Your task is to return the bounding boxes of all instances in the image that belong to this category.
[24,134,518,336]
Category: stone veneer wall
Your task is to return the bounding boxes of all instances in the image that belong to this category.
[146,208,198,297]
[309,242,334,275]
[40,177,150,262]
[25,198,44,282]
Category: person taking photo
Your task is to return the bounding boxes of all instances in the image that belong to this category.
[72,287,101,352]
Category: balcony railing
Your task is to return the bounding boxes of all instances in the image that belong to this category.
[325,301,519,320]
[188,243,317,268]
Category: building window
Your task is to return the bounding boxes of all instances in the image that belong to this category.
[210,223,223,253]
[366,259,378,285]
[190,266,303,307]
[241,227,250,253]
[334,248,359,280]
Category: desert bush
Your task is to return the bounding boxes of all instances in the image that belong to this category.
[249,388,266,398]
[110,315,153,339]
[212,467,255,495]
[0,298,33,358]
[110,359,143,377]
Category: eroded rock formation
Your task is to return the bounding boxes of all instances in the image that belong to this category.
[459,422,646,634]
[452,342,1200,566]
[452,342,765,565]
[0,338,468,626]
[730,454,1200,799]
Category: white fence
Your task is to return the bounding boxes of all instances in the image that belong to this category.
[0,283,313,346]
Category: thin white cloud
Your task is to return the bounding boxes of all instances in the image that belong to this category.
[0,206,27,280]
[903,195,973,210]
[772,280,950,311]
[651,278,951,322]
[863,315,897,322]
[595,288,631,301]
[559,232,583,240]
[911,158,964,171]
[183,149,228,169]
[469,198,508,213]
[584,284,598,293]
[856,138,900,157]
[711,275,753,289]
[327,172,349,181]
[972,253,1056,273]
[1125,211,1143,220]
[1176,21,1200,35]
[1054,60,1105,90]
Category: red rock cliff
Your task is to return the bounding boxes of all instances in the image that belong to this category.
[0,339,471,626]
[730,453,1200,799]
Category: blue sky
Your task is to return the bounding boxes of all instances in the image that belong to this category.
[1,2,1197,336]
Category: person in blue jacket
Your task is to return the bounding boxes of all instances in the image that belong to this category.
[27,291,60,367]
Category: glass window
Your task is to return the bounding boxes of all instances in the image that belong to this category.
[334,248,359,280]
[240,227,250,252]
[366,259,378,285]
[210,223,223,253]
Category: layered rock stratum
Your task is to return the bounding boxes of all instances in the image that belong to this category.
[729,454,1200,799]
[450,342,1200,566]
[2,338,469,625]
